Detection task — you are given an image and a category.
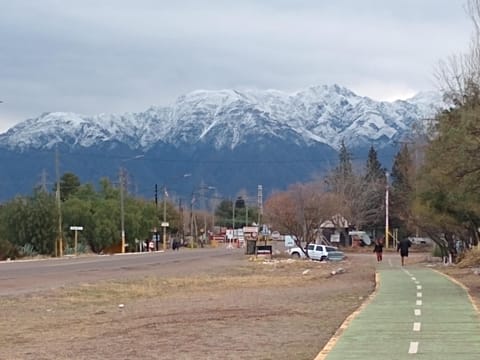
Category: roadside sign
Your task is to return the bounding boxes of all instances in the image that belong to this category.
[243,226,258,233]
[331,234,340,243]
[69,226,83,256]
[284,235,296,247]
[261,225,269,235]
[161,222,169,227]
[271,231,281,240]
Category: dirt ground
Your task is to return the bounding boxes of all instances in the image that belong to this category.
[1,249,478,360]
[0,253,376,360]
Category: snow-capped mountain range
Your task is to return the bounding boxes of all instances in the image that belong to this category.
[0,84,443,151]
[0,84,444,201]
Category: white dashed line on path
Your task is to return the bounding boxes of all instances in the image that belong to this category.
[409,342,419,354]
[402,268,422,355]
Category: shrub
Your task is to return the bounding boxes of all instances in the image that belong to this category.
[0,239,18,260]
[19,243,38,257]
[457,248,480,268]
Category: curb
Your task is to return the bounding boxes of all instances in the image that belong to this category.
[432,268,480,316]
[314,271,380,360]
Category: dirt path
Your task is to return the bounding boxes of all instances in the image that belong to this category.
[0,253,377,360]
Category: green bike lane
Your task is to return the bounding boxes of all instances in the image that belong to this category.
[316,260,480,360]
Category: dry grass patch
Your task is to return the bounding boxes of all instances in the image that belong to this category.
[457,247,480,268]
[58,259,337,306]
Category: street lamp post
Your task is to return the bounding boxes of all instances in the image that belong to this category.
[200,185,215,247]
[161,173,191,251]
[188,184,215,248]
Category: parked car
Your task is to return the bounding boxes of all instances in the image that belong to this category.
[288,243,345,261]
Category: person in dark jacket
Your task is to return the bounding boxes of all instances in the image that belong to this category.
[373,238,384,262]
[397,237,412,266]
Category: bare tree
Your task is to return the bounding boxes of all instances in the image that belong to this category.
[436,0,480,105]
[264,182,341,257]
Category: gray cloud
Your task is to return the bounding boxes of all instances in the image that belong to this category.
[0,0,472,131]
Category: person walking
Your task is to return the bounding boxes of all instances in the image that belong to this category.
[373,238,384,262]
[397,237,412,266]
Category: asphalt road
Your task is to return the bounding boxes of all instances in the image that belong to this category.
[0,247,246,296]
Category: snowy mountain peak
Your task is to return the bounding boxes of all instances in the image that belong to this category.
[0,85,444,151]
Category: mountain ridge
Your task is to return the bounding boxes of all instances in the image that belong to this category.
[0,84,443,152]
[0,84,444,201]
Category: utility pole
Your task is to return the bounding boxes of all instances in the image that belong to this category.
[119,168,126,253]
[118,154,144,253]
[162,185,167,251]
[55,147,63,257]
[190,193,194,248]
[232,198,235,230]
[40,169,48,192]
[257,185,263,226]
[179,198,184,243]
[154,183,159,250]
[245,195,248,226]
[211,191,216,237]
[201,184,211,247]
[385,172,390,249]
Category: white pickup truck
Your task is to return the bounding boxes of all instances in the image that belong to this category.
[288,243,345,261]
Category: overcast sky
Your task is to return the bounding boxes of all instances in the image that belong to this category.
[0,0,472,132]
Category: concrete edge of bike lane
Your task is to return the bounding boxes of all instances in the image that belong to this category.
[431,268,480,315]
[314,272,381,360]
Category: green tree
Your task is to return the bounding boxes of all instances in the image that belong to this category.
[390,144,414,239]
[59,172,81,201]
[98,177,118,200]
[0,192,57,255]
[335,139,353,183]
[325,140,355,199]
[90,198,118,252]
[362,146,387,231]
[214,199,234,227]
[365,146,385,182]
[413,0,480,260]
[415,102,480,254]
[324,140,370,232]
[63,197,95,253]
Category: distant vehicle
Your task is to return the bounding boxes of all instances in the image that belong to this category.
[348,231,372,246]
[408,237,433,245]
[288,244,345,261]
